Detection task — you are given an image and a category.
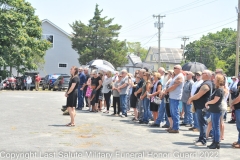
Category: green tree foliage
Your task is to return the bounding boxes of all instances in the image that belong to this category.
[184,28,236,76]
[70,4,128,67]
[127,42,148,61]
[0,0,50,76]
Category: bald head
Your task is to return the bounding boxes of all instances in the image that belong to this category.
[158,67,165,75]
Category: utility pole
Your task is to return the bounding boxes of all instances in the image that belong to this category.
[181,36,189,61]
[153,14,165,68]
[235,0,240,76]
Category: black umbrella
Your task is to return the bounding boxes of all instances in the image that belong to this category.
[182,62,207,72]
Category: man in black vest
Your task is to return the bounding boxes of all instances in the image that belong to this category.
[188,70,213,146]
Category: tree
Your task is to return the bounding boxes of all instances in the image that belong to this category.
[126,42,148,61]
[70,4,128,67]
[184,28,237,76]
[0,0,50,76]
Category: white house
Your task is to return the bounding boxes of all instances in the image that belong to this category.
[10,19,80,77]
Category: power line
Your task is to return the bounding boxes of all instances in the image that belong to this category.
[166,0,218,15]
[164,16,236,33]
[142,34,158,46]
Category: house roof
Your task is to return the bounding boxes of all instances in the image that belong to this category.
[145,47,183,63]
[128,53,154,69]
[42,19,71,37]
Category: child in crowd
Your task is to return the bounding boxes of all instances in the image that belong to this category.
[90,84,97,112]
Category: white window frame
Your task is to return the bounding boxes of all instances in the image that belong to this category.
[42,34,54,49]
[58,63,68,68]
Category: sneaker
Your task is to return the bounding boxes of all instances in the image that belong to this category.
[162,124,170,128]
[63,110,69,115]
[121,115,127,118]
[149,123,160,127]
[115,114,119,116]
[185,124,192,127]
[195,141,206,146]
[132,118,139,122]
[180,123,187,126]
[61,108,67,112]
[168,129,179,133]
[189,127,196,130]
[228,119,236,124]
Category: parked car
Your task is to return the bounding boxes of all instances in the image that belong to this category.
[39,77,44,86]
[15,76,24,90]
[17,72,39,90]
[42,74,61,90]
[52,75,70,91]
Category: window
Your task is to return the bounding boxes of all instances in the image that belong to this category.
[42,34,54,48]
[58,63,67,68]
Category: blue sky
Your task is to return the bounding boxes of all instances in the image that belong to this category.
[26,0,237,49]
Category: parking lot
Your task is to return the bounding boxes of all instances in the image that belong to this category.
[0,91,239,160]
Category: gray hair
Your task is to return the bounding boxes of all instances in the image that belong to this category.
[158,67,165,72]
[91,70,97,74]
[140,69,146,73]
[204,70,212,78]
[121,69,128,74]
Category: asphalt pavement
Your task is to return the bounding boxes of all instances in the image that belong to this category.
[0,90,239,160]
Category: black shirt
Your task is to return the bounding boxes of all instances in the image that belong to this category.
[135,78,144,98]
[67,76,80,94]
[234,101,240,110]
[91,76,101,87]
[208,88,224,113]
[193,80,213,110]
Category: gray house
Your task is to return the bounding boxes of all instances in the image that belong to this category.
[39,19,79,76]
[118,53,154,74]
[10,19,79,77]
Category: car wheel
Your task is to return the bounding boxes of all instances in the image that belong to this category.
[42,85,45,90]
[48,86,51,90]
[58,85,61,91]
[21,85,24,90]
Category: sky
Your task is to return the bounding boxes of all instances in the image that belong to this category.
[26,0,238,49]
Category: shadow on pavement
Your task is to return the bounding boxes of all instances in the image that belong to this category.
[173,142,197,146]
[148,129,168,133]
[48,124,68,127]
[182,133,199,137]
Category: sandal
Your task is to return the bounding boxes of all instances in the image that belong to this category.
[67,123,75,127]
[66,123,71,126]
[103,111,109,113]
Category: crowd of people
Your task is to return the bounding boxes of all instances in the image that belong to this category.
[63,65,240,149]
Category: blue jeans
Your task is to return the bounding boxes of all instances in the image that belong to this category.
[211,112,221,143]
[142,98,151,123]
[120,94,127,116]
[78,86,84,109]
[155,99,169,126]
[193,112,199,129]
[169,98,180,130]
[196,109,208,144]
[182,102,193,125]
[235,109,240,144]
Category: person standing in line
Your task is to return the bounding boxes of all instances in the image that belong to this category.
[228,76,239,123]
[188,70,213,146]
[150,67,170,128]
[131,72,140,121]
[26,76,32,90]
[164,65,184,133]
[230,87,240,148]
[77,67,86,110]
[83,68,90,107]
[118,69,130,118]
[65,66,80,127]
[139,72,152,124]
[102,71,113,114]
[205,74,225,149]
[91,70,103,112]
[35,74,41,91]
[188,71,203,132]
[134,69,146,121]
[181,71,194,127]
[112,73,122,116]
[148,72,162,123]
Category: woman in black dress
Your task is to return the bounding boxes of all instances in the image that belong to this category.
[65,66,80,127]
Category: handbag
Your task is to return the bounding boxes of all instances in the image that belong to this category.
[107,83,112,89]
[153,96,161,105]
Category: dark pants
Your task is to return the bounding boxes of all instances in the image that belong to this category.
[196,109,208,144]
[78,86,84,109]
[113,96,120,114]
[104,91,111,111]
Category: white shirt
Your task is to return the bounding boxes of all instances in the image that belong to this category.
[191,80,203,96]
[26,78,32,84]
[102,77,113,93]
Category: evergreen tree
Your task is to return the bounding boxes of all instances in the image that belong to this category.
[70,4,128,67]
